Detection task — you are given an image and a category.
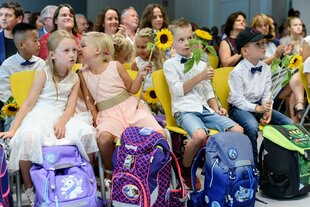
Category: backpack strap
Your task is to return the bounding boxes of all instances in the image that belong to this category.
[191,147,206,192]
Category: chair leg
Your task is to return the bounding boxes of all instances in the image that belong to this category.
[16,171,22,207]
[164,129,172,149]
[97,152,106,201]
[300,104,310,125]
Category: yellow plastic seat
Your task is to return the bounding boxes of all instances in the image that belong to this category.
[10,70,36,106]
[126,70,142,98]
[213,67,233,110]
[123,63,131,70]
[208,54,219,69]
[71,63,82,72]
[152,69,218,136]
[299,65,310,125]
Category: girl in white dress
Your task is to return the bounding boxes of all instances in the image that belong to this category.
[0,30,98,205]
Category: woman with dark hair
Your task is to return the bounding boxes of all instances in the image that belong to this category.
[39,4,80,60]
[139,4,169,31]
[93,7,125,35]
[29,12,43,30]
[219,11,246,67]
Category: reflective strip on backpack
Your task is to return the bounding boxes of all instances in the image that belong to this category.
[150,185,159,206]
[235,160,251,167]
[113,200,141,207]
[210,158,218,188]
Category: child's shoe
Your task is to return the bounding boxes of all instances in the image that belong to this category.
[25,187,35,207]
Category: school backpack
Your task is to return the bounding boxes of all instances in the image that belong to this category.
[0,146,11,207]
[30,145,104,207]
[111,126,187,207]
[188,132,258,207]
[260,124,310,198]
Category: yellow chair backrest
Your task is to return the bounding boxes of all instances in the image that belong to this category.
[10,70,36,107]
[126,70,142,98]
[123,63,131,70]
[213,67,234,110]
[71,63,82,72]
[208,54,219,69]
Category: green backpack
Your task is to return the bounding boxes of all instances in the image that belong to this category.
[260,124,310,198]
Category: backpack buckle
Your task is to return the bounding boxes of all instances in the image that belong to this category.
[124,155,134,170]
[229,171,235,180]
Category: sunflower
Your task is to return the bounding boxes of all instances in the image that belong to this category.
[195,29,212,41]
[155,28,173,51]
[2,103,19,117]
[288,54,303,69]
[144,88,158,104]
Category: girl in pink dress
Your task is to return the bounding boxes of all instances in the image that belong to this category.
[78,32,164,183]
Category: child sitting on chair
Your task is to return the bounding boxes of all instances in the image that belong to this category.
[0,23,46,131]
[164,18,243,190]
[228,28,293,167]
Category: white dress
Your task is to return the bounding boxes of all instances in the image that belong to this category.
[8,68,98,172]
[135,57,156,91]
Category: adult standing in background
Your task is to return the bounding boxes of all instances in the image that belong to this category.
[139,4,169,31]
[76,14,89,34]
[219,11,246,67]
[39,4,80,60]
[121,6,139,45]
[93,7,125,36]
[38,5,57,38]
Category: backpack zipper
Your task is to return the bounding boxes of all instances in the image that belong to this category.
[210,158,219,188]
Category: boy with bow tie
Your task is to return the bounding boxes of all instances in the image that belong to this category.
[0,22,45,131]
[228,27,293,166]
[164,18,243,190]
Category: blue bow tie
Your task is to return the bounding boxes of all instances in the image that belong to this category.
[20,60,35,66]
[180,57,189,64]
[251,66,262,74]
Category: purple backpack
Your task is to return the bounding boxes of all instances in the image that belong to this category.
[0,147,11,207]
[30,145,104,207]
[111,127,187,207]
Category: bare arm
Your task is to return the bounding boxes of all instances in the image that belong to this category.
[0,70,46,138]
[118,61,145,94]
[219,40,241,67]
[131,61,138,71]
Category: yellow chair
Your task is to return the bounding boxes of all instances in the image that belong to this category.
[208,54,219,69]
[152,70,218,136]
[71,63,83,72]
[213,67,234,110]
[299,65,310,125]
[126,70,142,98]
[10,70,36,106]
[123,63,131,70]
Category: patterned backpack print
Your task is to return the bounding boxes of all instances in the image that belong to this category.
[111,127,187,207]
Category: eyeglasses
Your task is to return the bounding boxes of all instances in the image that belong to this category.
[44,17,53,20]
[0,13,14,18]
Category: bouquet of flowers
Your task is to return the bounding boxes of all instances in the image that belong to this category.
[269,54,303,101]
[143,87,162,114]
[1,96,19,119]
[184,29,217,73]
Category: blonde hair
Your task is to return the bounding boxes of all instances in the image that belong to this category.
[46,30,75,99]
[134,27,166,69]
[112,34,133,62]
[82,31,114,62]
[168,18,191,36]
[250,14,275,41]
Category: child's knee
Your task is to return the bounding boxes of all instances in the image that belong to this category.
[230,125,244,133]
[97,132,114,144]
[192,128,208,144]
[157,129,168,140]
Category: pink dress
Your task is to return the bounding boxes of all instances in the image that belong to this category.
[82,61,162,138]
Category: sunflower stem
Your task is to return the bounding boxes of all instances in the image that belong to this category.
[136,44,156,109]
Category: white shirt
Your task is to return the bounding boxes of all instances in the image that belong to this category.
[228,59,272,112]
[135,56,156,91]
[163,54,215,114]
[0,53,46,102]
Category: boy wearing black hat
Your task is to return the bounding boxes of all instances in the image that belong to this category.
[228,28,293,166]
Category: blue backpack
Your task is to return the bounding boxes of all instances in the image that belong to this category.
[188,132,258,207]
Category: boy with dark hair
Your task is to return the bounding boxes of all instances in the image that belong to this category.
[228,28,293,166]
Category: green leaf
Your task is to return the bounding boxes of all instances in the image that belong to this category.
[183,58,195,73]
[280,70,292,87]
[147,42,154,51]
[193,48,202,65]
[270,58,281,74]
[205,45,217,56]
[281,55,290,68]
[189,39,200,48]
